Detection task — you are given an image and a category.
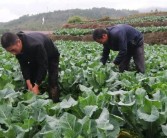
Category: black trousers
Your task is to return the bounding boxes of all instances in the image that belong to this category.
[29,57,60,103]
[119,44,145,73]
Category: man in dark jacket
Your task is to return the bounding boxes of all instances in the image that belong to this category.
[93,24,145,73]
[1,32,60,102]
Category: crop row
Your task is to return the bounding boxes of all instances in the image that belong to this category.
[0,41,167,137]
[54,26,167,36]
[75,15,167,25]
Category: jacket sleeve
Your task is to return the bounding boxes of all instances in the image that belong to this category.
[113,31,127,65]
[35,45,48,85]
[16,55,30,80]
[100,45,110,65]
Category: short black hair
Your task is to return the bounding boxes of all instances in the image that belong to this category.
[1,32,19,49]
[92,28,107,40]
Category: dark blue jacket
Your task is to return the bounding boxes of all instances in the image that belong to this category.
[101,24,143,65]
[16,32,60,85]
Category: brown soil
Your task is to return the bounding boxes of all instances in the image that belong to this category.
[62,21,167,29]
[53,12,167,44]
[48,32,167,45]
[23,31,53,34]
[131,21,167,27]
[144,32,167,45]
[63,12,167,29]
[48,34,83,41]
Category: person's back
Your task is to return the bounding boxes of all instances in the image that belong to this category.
[17,32,59,59]
[92,24,145,73]
[1,32,60,102]
[106,24,143,51]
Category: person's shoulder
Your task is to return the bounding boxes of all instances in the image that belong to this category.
[28,32,44,36]
[109,26,122,35]
[26,32,48,41]
[17,31,24,34]
[16,31,25,37]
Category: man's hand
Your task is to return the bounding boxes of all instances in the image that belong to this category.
[26,80,33,91]
[113,61,119,66]
[26,80,40,95]
[31,84,40,95]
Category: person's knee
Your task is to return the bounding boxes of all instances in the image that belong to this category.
[48,86,60,103]
[119,65,129,72]
[139,68,145,73]
[137,66,145,73]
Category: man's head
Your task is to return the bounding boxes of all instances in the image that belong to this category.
[1,32,22,55]
[92,28,108,44]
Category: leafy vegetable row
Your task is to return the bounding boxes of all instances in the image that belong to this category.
[54,26,167,36]
[1,42,167,137]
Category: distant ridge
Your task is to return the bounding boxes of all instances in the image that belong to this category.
[0,7,138,32]
[138,7,167,13]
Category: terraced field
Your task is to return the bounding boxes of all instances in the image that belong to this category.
[51,12,167,44]
[1,12,167,138]
[0,41,167,137]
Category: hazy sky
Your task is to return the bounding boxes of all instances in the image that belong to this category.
[0,0,167,22]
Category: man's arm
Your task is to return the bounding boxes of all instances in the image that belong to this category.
[16,55,31,81]
[35,44,48,86]
[16,55,33,90]
[100,45,110,65]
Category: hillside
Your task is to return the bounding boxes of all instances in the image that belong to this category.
[0,8,138,32]
[49,11,167,45]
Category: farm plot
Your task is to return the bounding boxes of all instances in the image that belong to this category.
[51,12,167,45]
[0,41,167,137]
[51,27,167,44]
[54,26,167,36]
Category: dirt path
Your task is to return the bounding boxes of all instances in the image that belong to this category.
[23,31,53,35]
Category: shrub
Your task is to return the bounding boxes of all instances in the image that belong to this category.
[67,16,86,23]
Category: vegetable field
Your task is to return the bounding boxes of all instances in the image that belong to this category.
[1,41,167,138]
[54,26,167,36]
[52,12,167,45]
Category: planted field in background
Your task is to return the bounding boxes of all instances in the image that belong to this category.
[62,13,167,29]
[75,15,167,25]
[53,28,92,36]
[0,41,167,137]
[54,26,167,36]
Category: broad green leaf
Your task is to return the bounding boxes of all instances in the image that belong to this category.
[36,130,61,138]
[106,71,118,83]
[79,93,97,110]
[161,124,167,136]
[2,126,16,138]
[20,92,37,104]
[12,118,35,138]
[79,85,93,93]
[28,99,50,122]
[96,108,114,131]
[11,103,30,123]
[97,93,110,108]
[95,69,107,85]
[44,115,60,130]
[118,100,135,106]
[0,88,16,99]
[0,104,12,125]
[144,95,162,110]
[135,88,146,105]
[59,113,82,137]
[108,90,128,96]
[83,105,98,117]
[60,97,78,109]
[78,116,92,136]
[137,106,159,122]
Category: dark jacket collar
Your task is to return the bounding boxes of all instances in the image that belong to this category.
[17,32,28,54]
